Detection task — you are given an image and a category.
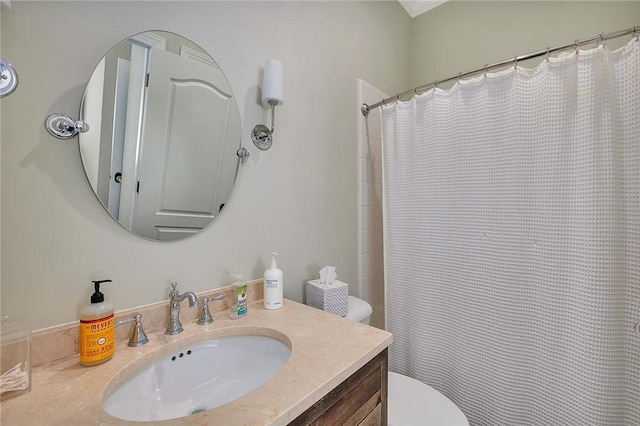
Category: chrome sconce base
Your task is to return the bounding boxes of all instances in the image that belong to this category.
[45,113,89,140]
[252,99,279,151]
[251,124,273,150]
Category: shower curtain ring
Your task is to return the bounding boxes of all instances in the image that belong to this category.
[599,33,606,47]
[545,47,550,61]
[634,25,639,40]
[457,73,462,84]
[484,64,488,78]
[514,56,518,70]
[575,39,580,54]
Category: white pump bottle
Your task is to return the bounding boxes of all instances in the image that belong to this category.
[264,252,284,310]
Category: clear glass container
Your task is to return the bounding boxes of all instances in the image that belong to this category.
[0,319,31,399]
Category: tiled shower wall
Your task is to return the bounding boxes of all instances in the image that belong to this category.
[357,79,387,329]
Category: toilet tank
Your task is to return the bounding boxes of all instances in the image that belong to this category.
[345,296,373,324]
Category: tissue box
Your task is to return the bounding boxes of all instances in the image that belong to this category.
[306,279,349,316]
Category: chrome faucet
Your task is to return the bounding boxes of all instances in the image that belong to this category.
[165,282,199,335]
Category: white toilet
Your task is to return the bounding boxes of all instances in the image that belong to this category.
[346,296,469,426]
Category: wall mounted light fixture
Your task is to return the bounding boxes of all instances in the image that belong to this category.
[252,59,283,150]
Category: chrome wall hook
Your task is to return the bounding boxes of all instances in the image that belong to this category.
[45,114,89,140]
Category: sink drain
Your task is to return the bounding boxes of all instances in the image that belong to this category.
[191,409,207,415]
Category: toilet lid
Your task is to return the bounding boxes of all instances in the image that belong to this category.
[345,296,372,321]
[388,372,468,426]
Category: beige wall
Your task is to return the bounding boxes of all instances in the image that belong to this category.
[410,1,640,89]
[2,0,638,331]
[0,1,411,330]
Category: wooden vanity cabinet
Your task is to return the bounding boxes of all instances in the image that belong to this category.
[290,348,388,426]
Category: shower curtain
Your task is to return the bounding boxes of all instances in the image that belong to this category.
[382,39,639,425]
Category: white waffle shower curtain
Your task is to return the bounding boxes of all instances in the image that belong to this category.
[382,38,639,425]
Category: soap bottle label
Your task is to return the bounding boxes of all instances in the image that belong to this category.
[80,314,115,363]
[237,284,247,316]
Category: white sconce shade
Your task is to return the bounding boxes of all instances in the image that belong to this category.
[262,59,283,105]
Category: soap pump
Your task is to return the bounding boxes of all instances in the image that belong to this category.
[79,279,115,366]
[264,252,283,310]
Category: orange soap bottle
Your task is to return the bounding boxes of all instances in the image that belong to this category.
[79,279,115,366]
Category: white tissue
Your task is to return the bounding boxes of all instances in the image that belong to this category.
[319,266,337,285]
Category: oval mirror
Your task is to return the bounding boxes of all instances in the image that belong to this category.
[79,31,243,242]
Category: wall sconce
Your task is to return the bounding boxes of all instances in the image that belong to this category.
[252,59,283,150]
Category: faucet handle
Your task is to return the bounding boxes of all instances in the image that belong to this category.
[115,313,149,347]
[169,281,179,298]
[197,294,225,325]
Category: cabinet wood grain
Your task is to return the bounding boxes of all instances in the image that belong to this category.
[291,348,388,426]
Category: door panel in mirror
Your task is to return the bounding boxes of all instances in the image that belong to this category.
[79,31,243,242]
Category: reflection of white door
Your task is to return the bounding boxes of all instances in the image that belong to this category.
[133,47,240,241]
[107,57,130,219]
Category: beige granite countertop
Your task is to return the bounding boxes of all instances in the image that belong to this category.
[0,299,392,425]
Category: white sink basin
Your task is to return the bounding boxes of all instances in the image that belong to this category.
[103,334,291,422]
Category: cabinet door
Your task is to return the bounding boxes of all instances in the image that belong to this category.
[291,349,388,426]
[358,404,382,426]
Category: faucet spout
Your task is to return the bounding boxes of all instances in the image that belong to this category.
[165,282,199,335]
[179,291,199,308]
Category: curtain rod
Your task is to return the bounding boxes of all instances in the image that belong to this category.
[361,25,639,116]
